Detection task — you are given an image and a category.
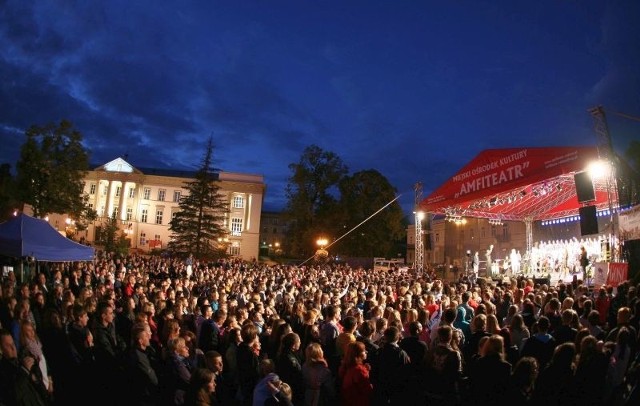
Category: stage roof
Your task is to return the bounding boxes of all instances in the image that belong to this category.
[420,146,612,221]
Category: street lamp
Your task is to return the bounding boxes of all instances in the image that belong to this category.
[315,237,329,262]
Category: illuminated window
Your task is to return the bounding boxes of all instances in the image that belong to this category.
[233,196,244,208]
[173,191,181,203]
[141,209,148,223]
[126,208,133,221]
[158,189,166,202]
[155,209,163,225]
[143,188,151,200]
[129,187,135,198]
[89,184,97,195]
[115,186,121,197]
[231,218,243,236]
[229,244,241,256]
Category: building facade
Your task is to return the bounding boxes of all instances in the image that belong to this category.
[259,211,289,257]
[47,158,265,260]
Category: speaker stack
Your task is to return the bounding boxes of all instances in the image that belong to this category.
[574,171,598,236]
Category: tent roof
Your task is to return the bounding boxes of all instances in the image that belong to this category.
[0,214,94,261]
[420,146,611,221]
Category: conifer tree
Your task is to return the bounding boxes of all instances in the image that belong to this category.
[169,138,228,257]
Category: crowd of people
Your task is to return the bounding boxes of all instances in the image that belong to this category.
[0,252,638,405]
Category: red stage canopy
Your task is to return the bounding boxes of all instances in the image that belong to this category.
[420,146,611,221]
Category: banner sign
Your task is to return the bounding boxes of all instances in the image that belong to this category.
[607,262,629,288]
[619,205,640,241]
[593,262,629,289]
[421,146,599,212]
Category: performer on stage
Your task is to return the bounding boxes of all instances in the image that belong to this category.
[579,245,589,275]
[485,244,494,274]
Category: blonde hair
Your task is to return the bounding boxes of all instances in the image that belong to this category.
[305,342,325,365]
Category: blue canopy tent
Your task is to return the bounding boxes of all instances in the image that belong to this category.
[0,213,94,280]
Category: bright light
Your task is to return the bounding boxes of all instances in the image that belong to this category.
[65,218,72,225]
[316,237,328,248]
[416,211,425,221]
[588,160,610,180]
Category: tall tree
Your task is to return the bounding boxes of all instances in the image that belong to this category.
[335,170,406,257]
[284,145,348,258]
[0,163,19,221]
[16,120,95,226]
[169,138,228,258]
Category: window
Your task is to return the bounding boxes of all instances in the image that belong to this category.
[502,224,509,239]
[173,190,181,203]
[126,208,133,221]
[158,189,166,202]
[129,187,135,198]
[233,196,244,208]
[155,209,163,225]
[491,226,497,237]
[435,233,440,243]
[102,186,108,196]
[141,209,148,223]
[143,188,151,200]
[113,207,119,218]
[88,203,94,211]
[115,186,121,197]
[231,218,243,236]
[229,244,241,256]
[89,183,97,195]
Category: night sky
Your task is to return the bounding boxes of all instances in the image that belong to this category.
[1,1,639,214]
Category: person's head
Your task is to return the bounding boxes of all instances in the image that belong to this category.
[259,358,275,377]
[437,325,453,345]
[384,326,401,344]
[551,342,576,368]
[279,332,301,356]
[443,308,457,324]
[97,301,115,326]
[0,329,17,359]
[511,357,538,390]
[305,342,325,364]
[617,307,631,325]
[342,341,366,369]
[168,337,189,358]
[536,316,550,333]
[408,321,423,337]
[132,322,151,350]
[189,368,216,394]
[204,350,224,374]
[240,323,259,344]
[342,316,357,334]
[472,314,487,333]
[482,334,505,358]
[358,320,375,338]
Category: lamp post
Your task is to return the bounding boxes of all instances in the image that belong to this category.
[315,237,329,262]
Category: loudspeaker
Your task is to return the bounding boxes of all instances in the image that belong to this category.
[574,171,595,203]
[579,205,598,236]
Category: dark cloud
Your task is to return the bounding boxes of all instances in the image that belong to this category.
[1,1,639,215]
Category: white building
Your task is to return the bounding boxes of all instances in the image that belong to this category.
[45,157,265,260]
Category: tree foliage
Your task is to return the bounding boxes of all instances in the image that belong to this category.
[16,120,96,227]
[100,214,130,256]
[284,145,405,259]
[169,138,228,258]
[284,145,348,258]
[335,170,406,257]
[0,164,19,221]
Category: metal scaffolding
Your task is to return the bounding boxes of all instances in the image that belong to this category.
[414,182,424,272]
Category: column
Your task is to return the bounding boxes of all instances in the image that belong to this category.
[106,180,114,217]
[118,181,126,221]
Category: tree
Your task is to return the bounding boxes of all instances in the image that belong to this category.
[334,170,406,257]
[625,140,640,172]
[0,164,19,221]
[99,214,130,256]
[169,138,228,258]
[16,120,96,227]
[284,145,348,258]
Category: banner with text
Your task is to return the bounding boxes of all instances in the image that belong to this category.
[593,262,629,289]
[619,205,640,241]
[421,146,599,212]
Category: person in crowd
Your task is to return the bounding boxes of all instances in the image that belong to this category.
[570,335,608,405]
[184,367,216,406]
[424,325,463,405]
[552,309,578,345]
[355,319,379,365]
[19,320,53,398]
[127,322,159,406]
[93,301,125,405]
[237,323,261,405]
[532,342,576,405]
[253,358,280,406]
[505,357,538,404]
[302,342,336,406]
[165,336,193,405]
[470,334,512,405]
[508,313,530,351]
[0,328,49,405]
[339,341,372,406]
[275,332,304,405]
[521,316,556,369]
[370,326,410,405]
